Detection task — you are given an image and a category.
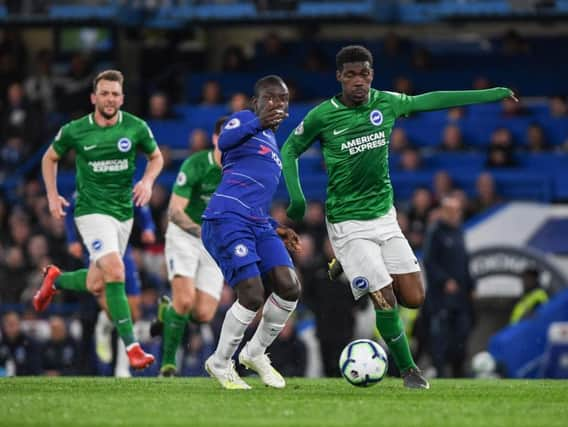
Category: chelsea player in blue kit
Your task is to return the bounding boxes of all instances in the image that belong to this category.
[202,75,302,389]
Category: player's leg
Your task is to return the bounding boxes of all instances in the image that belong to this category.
[191,244,224,323]
[327,217,428,389]
[159,227,202,375]
[378,210,429,388]
[159,275,194,376]
[238,229,300,388]
[76,214,153,369]
[201,218,261,389]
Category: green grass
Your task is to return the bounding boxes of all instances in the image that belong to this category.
[0,377,566,427]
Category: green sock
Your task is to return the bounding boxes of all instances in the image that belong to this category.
[55,269,88,292]
[161,306,189,368]
[106,282,135,347]
[375,308,417,372]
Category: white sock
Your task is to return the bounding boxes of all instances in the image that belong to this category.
[213,301,256,366]
[115,337,131,378]
[246,293,298,358]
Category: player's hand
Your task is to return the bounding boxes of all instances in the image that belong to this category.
[259,99,288,129]
[141,229,156,245]
[286,198,306,221]
[47,193,69,219]
[276,225,302,253]
[68,242,83,259]
[133,179,153,207]
[502,87,519,102]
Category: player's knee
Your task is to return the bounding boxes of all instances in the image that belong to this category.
[402,286,425,309]
[277,279,301,302]
[87,277,105,295]
[175,294,193,314]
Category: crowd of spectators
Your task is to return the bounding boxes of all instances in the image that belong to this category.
[1,27,567,378]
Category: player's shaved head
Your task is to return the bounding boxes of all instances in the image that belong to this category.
[254,75,287,97]
[336,45,373,71]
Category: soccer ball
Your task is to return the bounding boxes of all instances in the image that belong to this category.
[339,339,388,387]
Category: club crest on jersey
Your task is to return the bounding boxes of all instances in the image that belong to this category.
[234,244,248,257]
[176,172,187,186]
[117,138,132,152]
[92,239,103,252]
[369,110,383,126]
[225,118,241,130]
[352,276,369,290]
[294,121,304,135]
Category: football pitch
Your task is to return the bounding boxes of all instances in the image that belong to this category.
[1,377,566,427]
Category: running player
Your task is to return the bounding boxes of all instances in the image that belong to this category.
[202,75,301,390]
[281,45,517,389]
[34,69,163,370]
[64,192,156,375]
[156,116,227,377]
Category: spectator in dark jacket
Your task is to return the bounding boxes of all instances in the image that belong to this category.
[423,195,475,378]
[41,316,80,376]
[0,311,42,375]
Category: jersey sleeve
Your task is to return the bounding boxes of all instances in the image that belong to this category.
[218,110,262,151]
[172,157,200,201]
[384,88,512,117]
[281,108,322,220]
[52,123,75,157]
[137,120,159,154]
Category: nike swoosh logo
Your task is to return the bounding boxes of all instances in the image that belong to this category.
[258,145,271,155]
[84,145,97,151]
[262,130,272,138]
[333,128,349,135]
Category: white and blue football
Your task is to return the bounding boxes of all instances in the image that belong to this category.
[339,339,388,387]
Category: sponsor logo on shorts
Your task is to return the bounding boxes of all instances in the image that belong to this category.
[370,109,383,126]
[117,137,132,152]
[352,276,369,290]
[234,244,248,257]
[92,239,103,252]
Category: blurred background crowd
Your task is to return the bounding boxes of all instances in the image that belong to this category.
[1,0,568,379]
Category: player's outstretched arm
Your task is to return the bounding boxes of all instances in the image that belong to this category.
[281,144,307,221]
[133,147,163,207]
[41,145,69,219]
[281,112,321,221]
[404,87,516,114]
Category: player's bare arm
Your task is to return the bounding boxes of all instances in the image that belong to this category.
[133,147,163,207]
[168,193,201,238]
[41,145,69,219]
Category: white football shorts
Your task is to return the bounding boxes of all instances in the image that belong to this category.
[165,222,224,300]
[326,206,420,300]
[75,214,133,263]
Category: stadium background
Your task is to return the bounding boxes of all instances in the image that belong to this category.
[1,0,568,380]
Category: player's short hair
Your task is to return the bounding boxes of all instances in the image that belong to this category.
[336,45,373,71]
[214,116,228,135]
[93,70,124,93]
[253,75,286,97]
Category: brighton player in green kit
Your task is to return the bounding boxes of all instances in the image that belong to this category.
[281,45,517,388]
[156,116,226,377]
[35,70,164,370]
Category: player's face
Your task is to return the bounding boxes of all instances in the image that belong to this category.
[254,83,290,116]
[91,80,124,120]
[337,62,374,106]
